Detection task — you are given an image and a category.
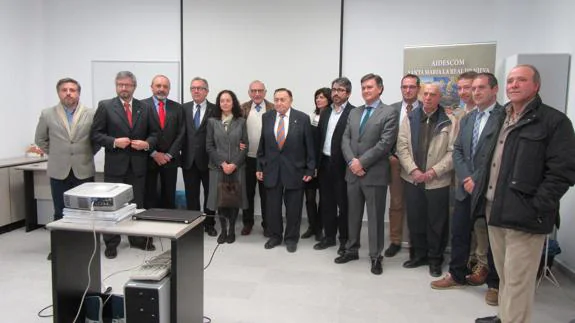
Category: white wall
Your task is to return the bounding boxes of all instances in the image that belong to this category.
[0,0,44,159]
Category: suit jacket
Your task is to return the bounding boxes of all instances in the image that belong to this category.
[453,103,503,201]
[317,102,356,176]
[240,99,274,118]
[91,97,158,177]
[341,101,399,186]
[35,103,97,180]
[141,97,185,169]
[256,108,316,189]
[181,101,216,171]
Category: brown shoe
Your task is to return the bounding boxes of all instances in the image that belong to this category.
[466,264,489,286]
[485,288,499,306]
[241,225,252,236]
[430,273,465,290]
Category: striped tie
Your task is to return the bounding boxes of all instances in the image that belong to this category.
[472,111,484,157]
[276,114,286,149]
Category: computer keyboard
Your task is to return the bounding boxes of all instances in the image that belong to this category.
[130,250,171,281]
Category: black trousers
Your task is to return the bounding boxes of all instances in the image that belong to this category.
[449,197,500,288]
[404,181,450,265]
[318,156,348,243]
[242,157,266,228]
[182,162,215,227]
[144,163,178,209]
[49,171,94,220]
[304,183,321,234]
[266,183,304,246]
[103,168,150,249]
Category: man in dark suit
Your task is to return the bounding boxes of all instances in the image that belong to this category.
[335,73,399,275]
[181,77,217,236]
[314,77,355,254]
[142,75,185,209]
[385,74,423,258]
[91,71,158,259]
[256,88,315,253]
[431,73,501,305]
[240,80,274,236]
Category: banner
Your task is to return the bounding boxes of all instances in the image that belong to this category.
[404,42,496,107]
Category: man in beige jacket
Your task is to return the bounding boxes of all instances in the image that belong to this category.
[396,83,458,277]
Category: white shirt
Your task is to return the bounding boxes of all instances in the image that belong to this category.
[193,100,207,125]
[400,100,420,120]
[246,102,266,157]
[274,108,290,139]
[476,102,497,136]
[322,102,347,156]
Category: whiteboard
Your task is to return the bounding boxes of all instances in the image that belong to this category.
[91,60,181,109]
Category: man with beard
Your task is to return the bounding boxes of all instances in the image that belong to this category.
[91,71,158,259]
[142,75,184,209]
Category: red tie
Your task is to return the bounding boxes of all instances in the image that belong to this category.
[123,102,132,128]
[158,100,166,129]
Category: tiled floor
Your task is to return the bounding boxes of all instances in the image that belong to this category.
[1,223,574,323]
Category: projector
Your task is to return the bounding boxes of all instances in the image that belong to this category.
[63,182,134,211]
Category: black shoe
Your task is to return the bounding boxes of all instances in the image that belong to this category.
[384,243,401,257]
[286,243,297,253]
[337,243,347,256]
[313,239,336,250]
[334,253,359,264]
[314,232,324,242]
[104,246,117,259]
[429,264,442,277]
[205,226,217,237]
[301,228,314,239]
[371,257,383,275]
[47,253,52,261]
[264,238,282,249]
[403,257,428,268]
[217,233,227,244]
[226,233,236,244]
[475,316,501,323]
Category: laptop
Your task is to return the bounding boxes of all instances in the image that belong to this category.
[132,209,203,224]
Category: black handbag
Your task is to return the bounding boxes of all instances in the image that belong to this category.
[217,173,242,208]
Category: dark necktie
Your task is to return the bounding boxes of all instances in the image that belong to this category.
[406,103,413,114]
[255,104,262,112]
[194,104,201,128]
[276,114,286,149]
[158,100,166,129]
[123,102,132,128]
[359,107,373,135]
[472,111,485,156]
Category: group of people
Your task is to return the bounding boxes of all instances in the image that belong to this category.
[34,64,575,323]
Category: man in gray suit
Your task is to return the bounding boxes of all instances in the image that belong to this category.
[385,74,422,258]
[34,78,97,259]
[334,73,399,275]
[431,73,501,305]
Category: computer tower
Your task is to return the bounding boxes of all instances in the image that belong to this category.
[124,277,170,323]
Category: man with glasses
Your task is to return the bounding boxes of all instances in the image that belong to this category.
[314,77,356,255]
[91,71,158,259]
[181,77,218,236]
[385,74,422,258]
[240,80,274,236]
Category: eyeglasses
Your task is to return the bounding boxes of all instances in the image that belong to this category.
[116,83,135,88]
[331,88,347,93]
[190,87,207,91]
[401,85,418,90]
[250,89,265,94]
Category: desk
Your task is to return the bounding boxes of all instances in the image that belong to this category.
[16,161,104,231]
[0,156,47,233]
[47,215,205,323]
